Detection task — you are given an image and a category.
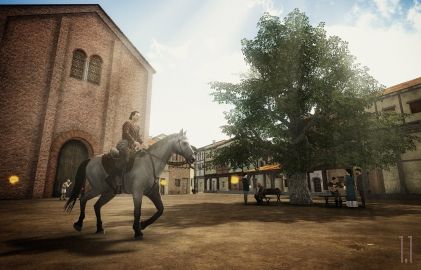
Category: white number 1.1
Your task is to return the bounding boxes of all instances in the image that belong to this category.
[400,236,413,264]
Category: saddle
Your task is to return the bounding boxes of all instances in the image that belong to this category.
[101,148,136,175]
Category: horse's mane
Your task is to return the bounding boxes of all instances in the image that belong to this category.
[136,133,179,158]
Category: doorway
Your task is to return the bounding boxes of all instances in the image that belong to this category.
[53,140,89,197]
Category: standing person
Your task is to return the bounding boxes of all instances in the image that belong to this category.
[355,168,366,208]
[344,168,357,208]
[328,177,343,207]
[105,111,144,193]
[61,179,72,200]
[242,174,250,205]
[254,182,264,205]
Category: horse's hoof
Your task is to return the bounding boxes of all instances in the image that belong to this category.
[134,231,143,240]
[73,223,82,232]
[134,234,143,240]
[95,229,105,234]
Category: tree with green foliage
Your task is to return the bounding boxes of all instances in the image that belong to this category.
[211,9,418,204]
[211,138,263,172]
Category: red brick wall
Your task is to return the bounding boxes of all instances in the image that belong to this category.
[0,6,153,199]
[102,40,149,152]
[54,14,114,144]
[0,16,59,199]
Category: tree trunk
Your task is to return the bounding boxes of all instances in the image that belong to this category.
[288,173,313,205]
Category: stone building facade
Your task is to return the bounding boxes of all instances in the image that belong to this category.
[0,5,154,199]
[194,139,286,193]
[308,78,421,196]
[368,77,421,194]
[167,155,195,195]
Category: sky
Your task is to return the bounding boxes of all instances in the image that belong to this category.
[1,0,421,147]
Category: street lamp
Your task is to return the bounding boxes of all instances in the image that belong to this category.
[231,175,239,184]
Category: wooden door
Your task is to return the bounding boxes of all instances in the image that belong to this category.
[181,178,187,194]
[53,140,89,197]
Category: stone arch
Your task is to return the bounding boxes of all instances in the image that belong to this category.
[43,130,99,197]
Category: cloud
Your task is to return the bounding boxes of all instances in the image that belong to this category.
[145,0,256,146]
[249,0,283,16]
[373,0,401,18]
[407,0,421,32]
[148,39,192,71]
[326,2,421,87]
[139,0,420,146]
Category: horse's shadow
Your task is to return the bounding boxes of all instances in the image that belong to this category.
[0,234,137,257]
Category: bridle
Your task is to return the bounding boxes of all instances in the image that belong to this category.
[142,136,192,165]
[143,136,194,196]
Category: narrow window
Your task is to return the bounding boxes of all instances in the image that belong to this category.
[70,49,87,80]
[87,55,102,85]
[175,179,180,187]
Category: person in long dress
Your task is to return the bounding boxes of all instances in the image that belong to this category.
[355,168,366,208]
[344,168,358,208]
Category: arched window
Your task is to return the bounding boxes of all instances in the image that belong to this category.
[87,55,102,85]
[70,49,87,80]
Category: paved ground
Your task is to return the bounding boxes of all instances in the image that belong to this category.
[0,194,420,270]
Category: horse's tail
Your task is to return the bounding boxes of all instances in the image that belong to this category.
[64,159,90,213]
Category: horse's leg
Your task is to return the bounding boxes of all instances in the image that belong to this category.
[132,192,143,240]
[94,192,115,234]
[141,188,164,230]
[74,189,99,232]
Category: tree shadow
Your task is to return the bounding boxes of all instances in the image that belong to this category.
[0,234,137,258]
[58,198,421,233]
[127,201,421,230]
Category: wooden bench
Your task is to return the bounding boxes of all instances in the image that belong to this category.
[262,188,282,205]
[319,194,347,207]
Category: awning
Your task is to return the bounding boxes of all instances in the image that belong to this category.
[246,163,282,172]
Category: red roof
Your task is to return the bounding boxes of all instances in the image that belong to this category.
[383,76,421,95]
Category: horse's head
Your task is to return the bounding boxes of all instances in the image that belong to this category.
[174,129,195,164]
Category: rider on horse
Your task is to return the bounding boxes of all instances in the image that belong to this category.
[105,110,144,193]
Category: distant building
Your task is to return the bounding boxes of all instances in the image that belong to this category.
[306,77,421,196]
[367,77,421,195]
[149,134,194,195]
[194,139,288,193]
[0,5,154,199]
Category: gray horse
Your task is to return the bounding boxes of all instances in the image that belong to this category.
[64,129,195,239]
